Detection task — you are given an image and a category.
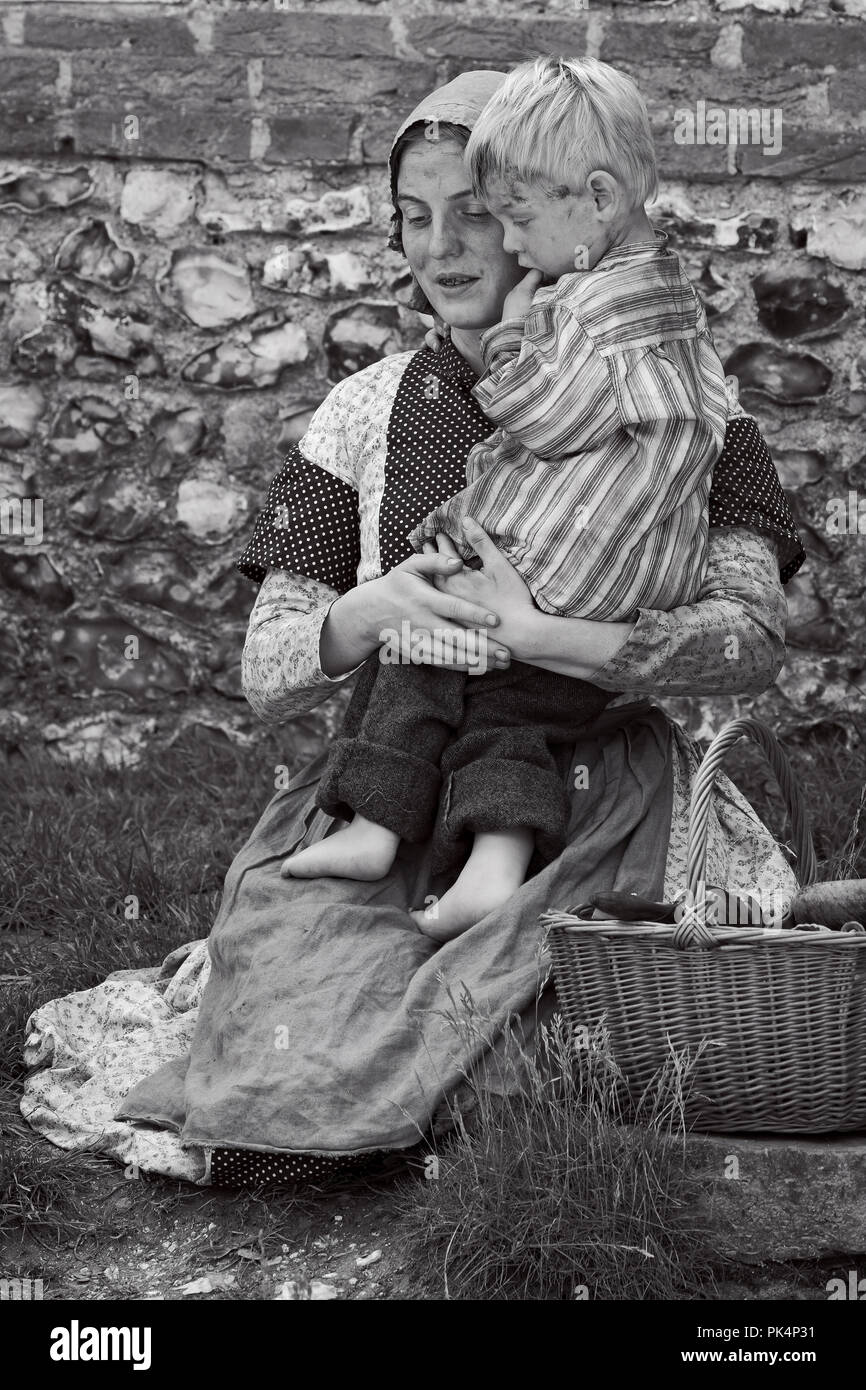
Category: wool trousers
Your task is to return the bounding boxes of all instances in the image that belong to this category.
[316,654,612,874]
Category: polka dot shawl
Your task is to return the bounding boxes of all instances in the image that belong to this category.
[377,341,490,576]
[707,415,805,584]
[236,448,361,592]
[236,341,805,590]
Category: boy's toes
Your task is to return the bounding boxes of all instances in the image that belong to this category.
[281,846,323,877]
[410,907,443,937]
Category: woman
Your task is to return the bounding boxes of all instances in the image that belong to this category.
[23,72,804,1187]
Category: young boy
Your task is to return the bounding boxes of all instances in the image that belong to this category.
[283,56,729,941]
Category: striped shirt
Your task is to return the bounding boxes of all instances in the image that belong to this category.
[407,235,729,620]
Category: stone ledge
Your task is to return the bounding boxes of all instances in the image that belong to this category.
[683,1130,866,1262]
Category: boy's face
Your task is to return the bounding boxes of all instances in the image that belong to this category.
[482,173,607,279]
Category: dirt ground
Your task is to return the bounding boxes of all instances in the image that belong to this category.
[4,1141,857,1304]
[3,1152,424,1302]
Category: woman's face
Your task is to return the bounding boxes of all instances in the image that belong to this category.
[395,137,525,331]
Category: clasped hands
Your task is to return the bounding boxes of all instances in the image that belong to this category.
[414,519,535,672]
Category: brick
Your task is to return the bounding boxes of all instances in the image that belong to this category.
[0,105,59,157]
[738,126,866,180]
[360,109,401,165]
[266,113,356,164]
[649,106,753,181]
[653,133,736,181]
[24,10,195,54]
[67,106,252,163]
[407,18,588,62]
[262,57,436,108]
[640,67,822,126]
[0,56,59,100]
[742,20,866,70]
[69,54,247,104]
[213,12,393,58]
[601,21,721,66]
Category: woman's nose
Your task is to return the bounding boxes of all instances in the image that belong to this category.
[427,215,461,258]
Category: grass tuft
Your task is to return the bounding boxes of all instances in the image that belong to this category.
[395,989,716,1301]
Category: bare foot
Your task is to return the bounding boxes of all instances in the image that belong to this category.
[411,827,535,942]
[282,815,400,880]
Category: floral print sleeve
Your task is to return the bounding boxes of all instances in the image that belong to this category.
[241,567,364,723]
[590,527,787,697]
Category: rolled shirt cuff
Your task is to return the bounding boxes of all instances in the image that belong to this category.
[311,599,367,685]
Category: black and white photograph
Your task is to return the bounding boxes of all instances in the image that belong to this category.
[1,0,865,1343]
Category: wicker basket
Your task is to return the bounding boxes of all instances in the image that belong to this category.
[544,718,866,1134]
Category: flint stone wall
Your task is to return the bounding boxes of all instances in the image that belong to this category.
[0,0,864,766]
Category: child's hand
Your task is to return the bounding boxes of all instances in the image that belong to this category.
[501,268,544,321]
[724,373,746,418]
[423,313,448,353]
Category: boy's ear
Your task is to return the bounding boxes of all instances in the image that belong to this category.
[586,170,620,221]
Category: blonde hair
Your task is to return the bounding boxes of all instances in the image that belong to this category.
[466,56,658,210]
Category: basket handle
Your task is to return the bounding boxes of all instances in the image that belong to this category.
[676,717,818,950]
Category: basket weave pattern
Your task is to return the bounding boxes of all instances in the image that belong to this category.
[545,719,866,1134]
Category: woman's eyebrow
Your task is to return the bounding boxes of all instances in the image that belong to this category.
[396,189,477,204]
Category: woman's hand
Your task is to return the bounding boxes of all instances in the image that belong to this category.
[323,549,512,677]
[424,518,537,658]
[424,521,639,682]
[370,550,513,673]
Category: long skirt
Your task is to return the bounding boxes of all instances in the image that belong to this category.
[21,701,797,1184]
